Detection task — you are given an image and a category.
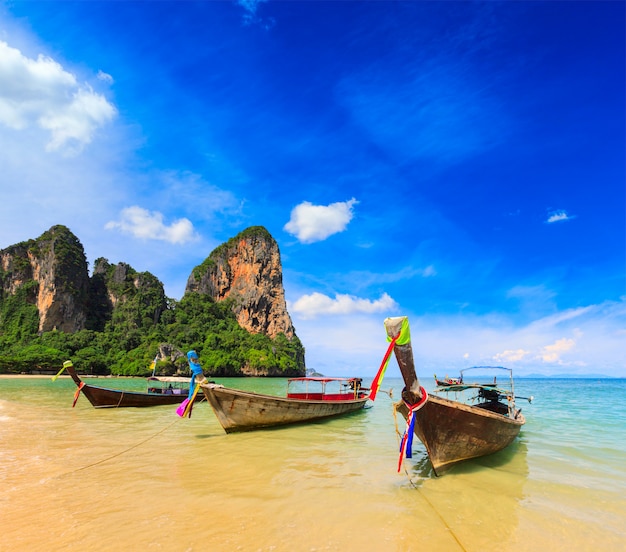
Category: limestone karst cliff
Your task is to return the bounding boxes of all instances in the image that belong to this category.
[0,226,168,334]
[0,224,304,376]
[0,225,90,333]
[185,226,295,340]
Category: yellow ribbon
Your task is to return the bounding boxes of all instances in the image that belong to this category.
[182,381,203,418]
[52,360,73,382]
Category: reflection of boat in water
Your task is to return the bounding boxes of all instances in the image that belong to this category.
[384,317,529,475]
[408,438,530,551]
[58,360,196,408]
[200,377,370,433]
[410,433,531,480]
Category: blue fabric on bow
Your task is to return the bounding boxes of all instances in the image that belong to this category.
[186,350,203,399]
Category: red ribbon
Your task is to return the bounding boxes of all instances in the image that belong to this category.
[370,334,399,401]
[72,382,85,408]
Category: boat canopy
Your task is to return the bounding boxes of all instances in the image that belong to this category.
[286,376,365,401]
[459,366,512,377]
[147,376,191,383]
[288,376,360,383]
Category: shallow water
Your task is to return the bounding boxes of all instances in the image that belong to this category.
[1,376,624,551]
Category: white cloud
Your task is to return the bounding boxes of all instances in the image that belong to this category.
[97,70,114,84]
[493,349,530,363]
[40,86,117,154]
[537,337,575,363]
[291,298,626,378]
[291,291,397,319]
[546,210,575,224]
[291,315,397,377]
[0,40,116,155]
[526,305,593,330]
[105,206,200,244]
[284,198,358,243]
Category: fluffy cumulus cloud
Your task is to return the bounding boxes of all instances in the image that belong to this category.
[546,209,575,224]
[105,206,199,244]
[0,40,116,155]
[284,198,358,243]
[290,291,397,319]
[537,337,576,364]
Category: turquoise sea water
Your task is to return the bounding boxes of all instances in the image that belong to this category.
[1,375,625,551]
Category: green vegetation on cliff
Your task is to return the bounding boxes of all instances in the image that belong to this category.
[0,224,305,377]
[0,290,304,376]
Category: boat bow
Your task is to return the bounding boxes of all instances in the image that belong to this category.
[383,316,526,475]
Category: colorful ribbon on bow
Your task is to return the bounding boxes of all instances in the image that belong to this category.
[369,335,398,401]
[398,386,428,472]
[176,350,205,418]
[371,317,412,401]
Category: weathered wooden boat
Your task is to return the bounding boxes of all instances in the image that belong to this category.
[200,377,370,433]
[433,374,462,386]
[59,360,195,408]
[434,371,498,388]
[384,316,528,475]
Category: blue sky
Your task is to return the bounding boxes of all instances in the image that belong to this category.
[1,1,624,377]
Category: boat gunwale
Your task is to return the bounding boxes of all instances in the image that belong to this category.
[61,362,193,407]
[201,383,369,405]
[82,383,189,396]
[398,392,526,425]
[147,376,191,384]
[287,376,363,383]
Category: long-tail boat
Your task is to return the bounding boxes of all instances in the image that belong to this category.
[200,377,369,433]
[433,374,462,386]
[58,360,194,408]
[384,316,528,475]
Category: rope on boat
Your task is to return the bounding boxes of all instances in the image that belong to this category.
[391,401,468,552]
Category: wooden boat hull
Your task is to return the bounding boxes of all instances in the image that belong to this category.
[396,393,525,475]
[75,384,189,408]
[201,383,369,433]
[64,364,190,408]
[384,316,527,475]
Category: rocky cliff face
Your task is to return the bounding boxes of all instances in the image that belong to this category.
[185,226,295,340]
[1,225,297,351]
[0,226,167,334]
[0,225,90,333]
[91,258,167,326]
